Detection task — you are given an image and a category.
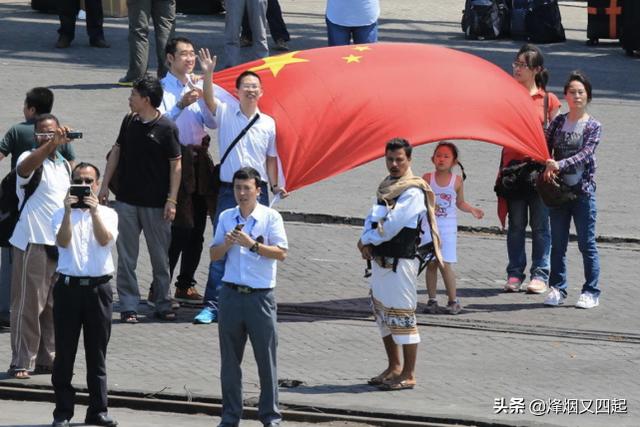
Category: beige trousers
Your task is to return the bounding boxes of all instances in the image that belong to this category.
[10,244,57,370]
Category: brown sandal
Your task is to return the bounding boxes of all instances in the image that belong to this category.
[379,379,416,391]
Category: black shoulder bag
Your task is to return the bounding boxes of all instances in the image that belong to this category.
[211,113,260,191]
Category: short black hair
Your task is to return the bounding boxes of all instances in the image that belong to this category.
[385,138,412,158]
[564,70,593,102]
[233,166,262,188]
[25,87,54,114]
[73,162,101,180]
[133,75,163,108]
[235,71,262,89]
[165,36,195,57]
[34,113,60,129]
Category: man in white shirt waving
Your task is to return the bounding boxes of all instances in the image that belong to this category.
[158,37,217,306]
[211,167,287,427]
[51,162,118,427]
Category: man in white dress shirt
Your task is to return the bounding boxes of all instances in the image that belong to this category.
[158,37,216,305]
[51,163,118,427]
[211,167,287,427]
[357,138,441,392]
[193,61,286,324]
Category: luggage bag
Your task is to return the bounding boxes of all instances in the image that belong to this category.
[621,0,640,55]
[587,0,623,45]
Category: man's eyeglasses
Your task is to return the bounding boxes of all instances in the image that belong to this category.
[35,132,55,139]
[72,178,94,185]
[512,61,530,70]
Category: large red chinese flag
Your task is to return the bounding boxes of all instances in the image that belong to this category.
[213,43,547,192]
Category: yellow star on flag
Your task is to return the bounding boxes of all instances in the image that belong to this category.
[343,54,362,64]
[249,51,309,77]
[352,46,371,52]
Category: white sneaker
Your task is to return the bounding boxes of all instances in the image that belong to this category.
[526,278,548,294]
[575,292,599,309]
[544,287,566,306]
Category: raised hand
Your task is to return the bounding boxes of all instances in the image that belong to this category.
[198,48,217,75]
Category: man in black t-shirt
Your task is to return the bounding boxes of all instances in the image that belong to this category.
[99,76,182,323]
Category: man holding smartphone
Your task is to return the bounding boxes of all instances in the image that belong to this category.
[51,162,118,427]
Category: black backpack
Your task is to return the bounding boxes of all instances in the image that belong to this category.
[462,0,511,40]
[0,166,44,247]
[526,0,566,43]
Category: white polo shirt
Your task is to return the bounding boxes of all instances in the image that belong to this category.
[159,72,217,146]
[10,151,70,251]
[326,0,380,27]
[212,203,288,289]
[52,205,119,277]
[215,99,277,183]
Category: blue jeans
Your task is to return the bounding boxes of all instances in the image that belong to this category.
[325,17,378,46]
[549,194,600,297]
[506,194,550,282]
[202,182,269,310]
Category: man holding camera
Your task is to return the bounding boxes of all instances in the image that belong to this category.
[50,162,118,427]
[211,167,287,427]
[8,114,72,379]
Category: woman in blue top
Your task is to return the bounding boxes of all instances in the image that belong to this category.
[542,71,601,309]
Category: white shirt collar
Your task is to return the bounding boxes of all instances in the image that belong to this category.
[233,203,268,224]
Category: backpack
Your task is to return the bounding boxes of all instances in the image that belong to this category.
[462,0,511,40]
[526,0,566,43]
[0,166,44,247]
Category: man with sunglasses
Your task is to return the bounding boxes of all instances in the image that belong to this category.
[50,163,118,427]
[8,114,73,380]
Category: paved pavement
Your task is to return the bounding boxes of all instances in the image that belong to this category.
[0,1,639,426]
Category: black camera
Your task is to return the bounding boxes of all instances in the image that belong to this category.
[66,130,83,139]
[70,185,91,209]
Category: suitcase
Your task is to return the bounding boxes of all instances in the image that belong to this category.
[511,0,529,39]
[176,0,225,15]
[587,0,623,45]
[31,0,56,13]
[526,0,566,43]
[621,0,640,55]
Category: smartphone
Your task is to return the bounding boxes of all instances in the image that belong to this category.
[234,224,244,231]
[66,130,83,139]
[70,185,91,209]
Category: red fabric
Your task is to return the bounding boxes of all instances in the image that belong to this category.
[213,43,549,193]
[496,88,560,227]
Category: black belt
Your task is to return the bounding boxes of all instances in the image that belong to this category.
[59,274,112,287]
[224,282,271,294]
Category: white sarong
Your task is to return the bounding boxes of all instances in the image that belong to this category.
[370,257,420,345]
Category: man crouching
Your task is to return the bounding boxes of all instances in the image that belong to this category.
[357,138,441,391]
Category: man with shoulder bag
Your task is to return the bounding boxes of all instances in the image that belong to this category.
[8,114,72,379]
[192,53,286,325]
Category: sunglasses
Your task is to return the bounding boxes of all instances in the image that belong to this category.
[72,178,94,184]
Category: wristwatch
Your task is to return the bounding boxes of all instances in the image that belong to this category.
[250,241,260,253]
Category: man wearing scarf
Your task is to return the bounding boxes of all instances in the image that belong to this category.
[357,138,441,391]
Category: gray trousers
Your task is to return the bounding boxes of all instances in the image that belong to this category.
[125,0,176,80]
[10,244,57,370]
[218,284,281,426]
[0,247,12,322]
[115,201,172,313]
[224,0,268,67]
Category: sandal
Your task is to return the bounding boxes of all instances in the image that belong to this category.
[33,364,53,375]
[154,310,177,321]
[120,311,138,324]
[7,367,30,379]
[379,379,416,391]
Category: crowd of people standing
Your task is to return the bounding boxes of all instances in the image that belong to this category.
[0,0,603,423]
